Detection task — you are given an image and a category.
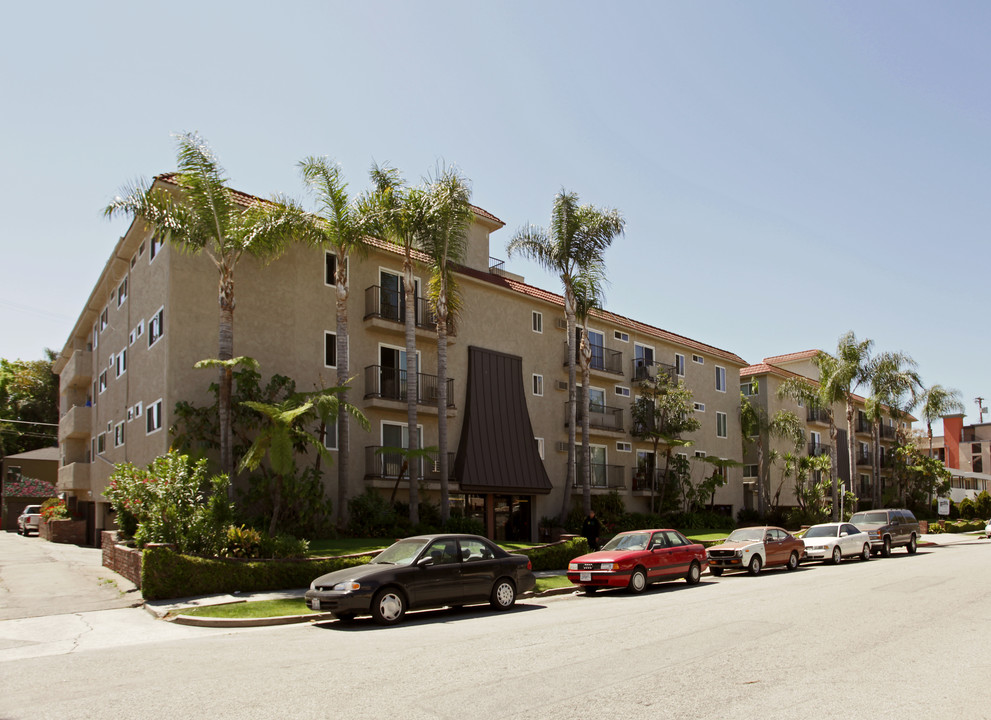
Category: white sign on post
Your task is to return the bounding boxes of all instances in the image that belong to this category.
[937,498,951,516]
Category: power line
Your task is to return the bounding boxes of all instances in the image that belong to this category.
[0,418,60,427]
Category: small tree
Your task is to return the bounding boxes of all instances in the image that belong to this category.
[741,381,805,516]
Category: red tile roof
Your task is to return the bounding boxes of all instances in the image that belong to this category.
[762,349,822,365]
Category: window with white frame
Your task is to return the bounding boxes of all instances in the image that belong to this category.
[325,331,337,368]
[532,311,542,333]
[532,374,543,396]
[535,437,544,459]
[128,329,136,346]
[93,322,99,349]
[616,441,632,453]
[323,419,338,451]
[716,411,728,438]
[149,234,163,262]
[138,241,145,257]
[133,401,143,419]
[743,464,758,478]
[117,277,128,307]
[108,352,114,369]
[113,422,125,448]
[693,354,704,364]
[131,320,144,345]
[614,330,629,343]
[615,385,630,398]
[115,348,127,378]
[148,307,164,347]
[146,400,163,434]
[694,450,707,459]
[100,308,108,332]
[715,366,726,392]
[97,433,106,454]
[741,380,757,396]
[325,251,337,287]
[99,371,108,394]
[675,354,685,376]
[694,402,705,412]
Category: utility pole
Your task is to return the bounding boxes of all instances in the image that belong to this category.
[976,397,986,424]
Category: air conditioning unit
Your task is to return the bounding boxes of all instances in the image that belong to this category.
[555,317,568,330]
[557,380,569,391]
[555,441,569,453]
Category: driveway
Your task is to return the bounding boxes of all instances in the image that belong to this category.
[0,531,141,620]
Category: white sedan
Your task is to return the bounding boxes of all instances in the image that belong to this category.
[985,519,991,539]
[802,522,871,564]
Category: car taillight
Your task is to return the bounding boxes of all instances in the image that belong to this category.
[526,560,532,570]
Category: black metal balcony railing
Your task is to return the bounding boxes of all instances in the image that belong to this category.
[364,366,454,407]
[880,425,896,440]
[632,468,680,494]
[808,442,831,457]
[563,342,623,375]
[364,446,455,480]
[489,257,506,272]
[856,450,872,466]
[364,286,437,330]
[566,402,625,432]
[807,407,830,424]
[573,463,626,489]
[856,418,872,434]
[631,359,677,384]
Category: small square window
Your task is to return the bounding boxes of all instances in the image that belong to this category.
[694,450,707,459]
[616,441,632,453]
[614,330,629,343]
[532,311,543,334]
[694,402,705,412]
[744,464,758,478]
[532,374,543,396]
[693,354,704,365]
[615,386,630,397]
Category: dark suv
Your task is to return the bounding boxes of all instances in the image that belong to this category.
[850,509,919,557]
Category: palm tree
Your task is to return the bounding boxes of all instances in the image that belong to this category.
[573,270,605,516]
[864,352,920,506]
[740,382,805,516]
[420,166,473,523]
[368,164,433,526]
[105,132,311,485]
[298,156,378,527]
[830,332,876,517]
[506,190,625,522]
[919,384,965,458]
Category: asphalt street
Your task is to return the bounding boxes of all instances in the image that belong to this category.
[1,533,989,719]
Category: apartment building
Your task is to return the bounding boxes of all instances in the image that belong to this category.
[54,175,748,545]
[740,351,912,510]
[920,414,991,502]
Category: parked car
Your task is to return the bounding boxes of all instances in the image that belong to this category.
[707,526,804,576]
[566,529,706,593]
[802,522,871,564]
[985,519,991,539]
[849,508,920,556]
[304,534,535,625]
[17,505,42,536]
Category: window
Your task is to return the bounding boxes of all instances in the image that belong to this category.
[532,374,543,396]
[741,381,757,396]
[97,433,106,454]
[693,354,704,365]
[136,319,144,339]
[115,348,127,378]
[694,451,707,459]
[532,311,542,333]
[323,420,338,451]
[146,400,163,435]
[113,422,125,448]
[100,307,108,332]
[130,255,137,269]
[133,401,143,419]
[325,251,337,286]
[117,277,128,307]
[535,437,545,459]
[108,352,115,369]
[694,402,705,412]
[744,464,758,478]
[99,371,108,394]
[715,366,726,392]
[149,234,163,262]
[93,322,99,350]
[616,441,632,453]
[675,354,685,376]
[615,385,630,398]
[139,241,145,257]
[716,412,728,438]
[614,330,629,343]
[324,331,337,368]
[148,307,164,347]
[128,329,136,346]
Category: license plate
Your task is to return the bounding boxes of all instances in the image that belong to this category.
[312,599,320,611]
[580,572,592,582]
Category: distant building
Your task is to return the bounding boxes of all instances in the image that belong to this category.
[2,446,58,531]
[921,414,991,502]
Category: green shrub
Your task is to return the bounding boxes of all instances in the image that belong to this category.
[958,497,976,519]
[974,491,991,519]
[260,534,310,559]
[141,546,372,600]
[224,525,263,558]
[40,497,70,522]
[443,511,485,536]
[516,538,589,571]
[347,489,407,537]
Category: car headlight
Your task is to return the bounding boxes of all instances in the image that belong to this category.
[733,550,743,557]
[332,581,361,592]
[599,562,614,571]
[568,562,579,571]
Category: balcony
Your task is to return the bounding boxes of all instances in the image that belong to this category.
[563,342,623,375]
[808,442,831,457]
[807,407,830,425]
[59,404,92,441]
[856,449,872,466]
[58,462,90,492]
[61,349,92,389]
[632,468,680,494]
[631,359,677,384]
[856,417,872,434]
[364,286,444,334]
[364,446,455,481]
[880,425,896,441]
[364,366,454,409]
[566,402,625,434]
[574,462,626,490]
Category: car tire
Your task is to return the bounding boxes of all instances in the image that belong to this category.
[861,544,871,561]
[831,546,842,565]
[748,555,762,576]
[685,561,702,585]
[709,567,723,577]
[371,587,406,625]
[907,535,917,554]
[627,567,647,593]
[333,612,356,623]
[490,578,516,610]
[881,537,892,558]
[786,551,799,571]
[582,585,598,594]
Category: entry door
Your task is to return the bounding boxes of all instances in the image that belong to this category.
[590,446,607,487]
[380,270,419,323]
[635,344,654,380]
[588,330,605,370]
[380,346,419,400]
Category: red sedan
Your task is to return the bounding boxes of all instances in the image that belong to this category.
[567,529,707,593]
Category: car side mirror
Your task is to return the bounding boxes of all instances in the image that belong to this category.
[417,556,435,567]
[840,532,848,537]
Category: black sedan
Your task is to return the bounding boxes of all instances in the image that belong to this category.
[304,534,536,625]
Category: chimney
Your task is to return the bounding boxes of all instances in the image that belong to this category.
[942,414,965,469]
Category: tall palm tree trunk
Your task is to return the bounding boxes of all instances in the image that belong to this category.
[845,401,857,517]
[580,329,592,516]
[219,269,236,494]
[756,436,766,517]
[437,305,451,524]
[828,421,839,521]
[335,266,350,528]
[559,292,577,524]
[404,259,419,526]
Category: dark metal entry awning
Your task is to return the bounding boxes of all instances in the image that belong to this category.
[455,346,552,495]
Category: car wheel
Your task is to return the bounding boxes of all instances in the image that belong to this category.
[627,567,647,593]
[582,586,598,594]
[685,561,702,585]
[831,546,842,565]
[333,612,356,623]
[371,588,406,625]
[786,551,799,571]
[861,544,871,561]
[881,537,892,558]
[748,555,762,576]
[490,578,516,610]
[907,535,917,554]
[709,567,723,577]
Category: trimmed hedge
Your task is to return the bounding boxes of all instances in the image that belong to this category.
[141,546,372,601]
[515,537,589,571]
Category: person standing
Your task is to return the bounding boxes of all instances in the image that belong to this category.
[582,510,602,551]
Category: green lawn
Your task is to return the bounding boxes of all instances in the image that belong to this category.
[535,575,574,592]
[684,530,730,543]
[178,598,315,619]
[306,538,390,557]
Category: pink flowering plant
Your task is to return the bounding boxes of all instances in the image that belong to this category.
[104,451,233,554]
[40,497,71,522]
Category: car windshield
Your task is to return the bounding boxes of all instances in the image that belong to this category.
[850,512,887,525]
[24,506,41,514]
[726,528,765,543]
[601,532,650,552]
[371,539,429,566]
[804,525,838,538]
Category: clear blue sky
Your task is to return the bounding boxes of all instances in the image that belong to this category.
[2,2,989,433]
